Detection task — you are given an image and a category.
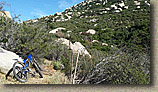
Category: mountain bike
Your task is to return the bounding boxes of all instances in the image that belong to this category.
[12,54,43,83]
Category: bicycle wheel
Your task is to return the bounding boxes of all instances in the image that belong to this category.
[32,61,43,78]
[33,59,42,71]
[13,62,29,83]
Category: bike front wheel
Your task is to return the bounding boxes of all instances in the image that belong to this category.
[13,62,29,83]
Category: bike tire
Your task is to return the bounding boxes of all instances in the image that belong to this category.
[33,61,43,78]
[33,59,42,71]
[13,62,29,83]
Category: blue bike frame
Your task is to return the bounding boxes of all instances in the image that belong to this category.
[17,54,32,72]
[23,54,32,69]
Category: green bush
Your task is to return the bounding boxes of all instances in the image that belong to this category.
[75,47,150,84]
[52,61,63,70]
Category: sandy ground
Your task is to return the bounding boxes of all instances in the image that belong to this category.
[0,65,71,84]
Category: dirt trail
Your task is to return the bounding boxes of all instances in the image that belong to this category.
[0,65,71,84]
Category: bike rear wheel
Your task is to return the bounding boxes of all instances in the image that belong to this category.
[13,62,29,83]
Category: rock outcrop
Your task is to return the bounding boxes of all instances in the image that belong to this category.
[49,27,66,34]
[0,11,11,19]
[56,38,91,58]
[0,48,23,74]
[86,29,96,35]
[56,38,73,47]
[72,42,91,58]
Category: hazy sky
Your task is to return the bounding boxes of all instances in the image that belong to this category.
[2,0,83,21]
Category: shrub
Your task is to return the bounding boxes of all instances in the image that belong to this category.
[74,47,150,84]
[52,61,64,70]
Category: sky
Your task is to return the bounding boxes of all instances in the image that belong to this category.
[2,0,84,21]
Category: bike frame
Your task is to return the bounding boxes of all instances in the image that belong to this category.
[23,54,32,69]
[17,54,32,72]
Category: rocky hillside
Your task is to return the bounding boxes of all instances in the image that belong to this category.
[27,0,150,22]
[26,0,150,53]
[0,0,150,84]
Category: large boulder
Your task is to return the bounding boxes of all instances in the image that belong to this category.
[72,42,91,58]
[86,29,96,35]
[56,38,91,58]
[0,48,23,74]
[4,11,11,19]
[0,11,11,19]
[49,27,66,34]
[56,38,73,48]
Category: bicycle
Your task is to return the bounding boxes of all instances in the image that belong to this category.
[12,54,43,83]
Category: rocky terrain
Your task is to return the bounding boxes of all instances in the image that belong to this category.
[26,0,150,23]
[0,0,150,84]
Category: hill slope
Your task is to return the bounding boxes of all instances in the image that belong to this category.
[27,0,150,53]
[0,0,150,84]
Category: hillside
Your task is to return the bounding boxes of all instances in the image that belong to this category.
[0,0,150,84]
[27,0,150,53]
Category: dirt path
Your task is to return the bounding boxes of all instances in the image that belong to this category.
[0,65,71,84]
